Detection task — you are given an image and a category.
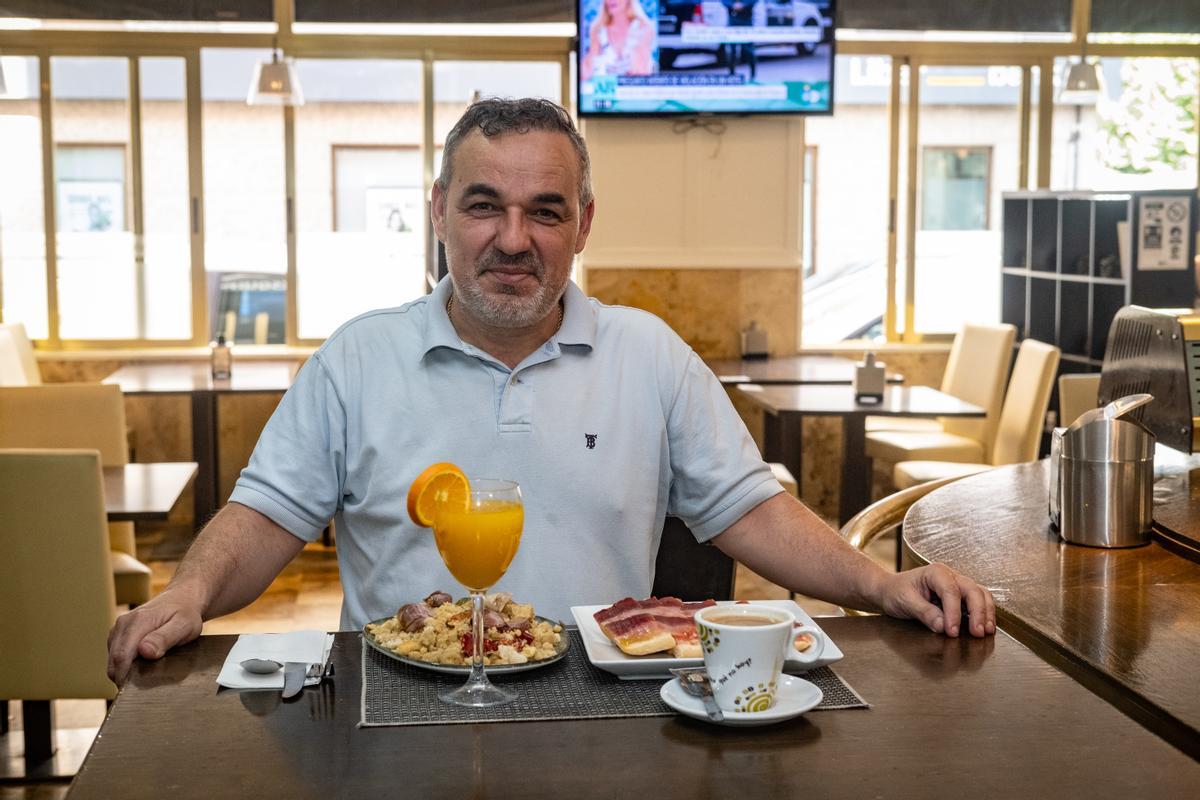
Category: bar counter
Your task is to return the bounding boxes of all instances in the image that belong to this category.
[902,459,1200,759]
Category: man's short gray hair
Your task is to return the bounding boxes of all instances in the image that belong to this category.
[436,97,593,211]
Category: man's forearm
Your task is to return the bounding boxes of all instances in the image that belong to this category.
[712,492,889,611]
[166,501,307,620]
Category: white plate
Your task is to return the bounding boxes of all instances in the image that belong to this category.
[362,616,569,676]
[570,600,843,680]
[660,674,822,727]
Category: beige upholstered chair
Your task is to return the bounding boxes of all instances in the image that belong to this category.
[0,383,152,606]
[865,323,1017,460]
[893,339,1061,489]
[0,450,117,763]
[0,323,41,385]
[1058,373,1101,429]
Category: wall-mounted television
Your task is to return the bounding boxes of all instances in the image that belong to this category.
[577,0,836,116]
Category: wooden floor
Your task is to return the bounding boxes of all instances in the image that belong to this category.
[2,526,895,797]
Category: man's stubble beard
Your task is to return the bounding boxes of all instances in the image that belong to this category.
[456,250,568,329]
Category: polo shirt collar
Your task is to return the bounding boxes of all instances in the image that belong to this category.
[420,276,596,357]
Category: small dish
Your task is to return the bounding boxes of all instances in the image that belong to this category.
[660,674,822,727]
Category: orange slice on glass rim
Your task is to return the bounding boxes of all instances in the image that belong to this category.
[406,462,470,527]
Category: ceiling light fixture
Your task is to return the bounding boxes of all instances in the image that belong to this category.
[1059,58,1105,106]
[246,40,303,106]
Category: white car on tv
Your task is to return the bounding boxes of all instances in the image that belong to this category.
[656,1,830,69]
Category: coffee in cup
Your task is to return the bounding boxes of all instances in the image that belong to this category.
[694,605,825,713]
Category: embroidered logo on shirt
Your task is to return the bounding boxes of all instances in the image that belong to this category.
[585,433,597,449]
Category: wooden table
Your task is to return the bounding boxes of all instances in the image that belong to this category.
[102,462,198,521]
[707,355,904,386]
[902,460,1200,760]
[104,362,298,526]
[66,617,1200,798]
[737,384,984,524]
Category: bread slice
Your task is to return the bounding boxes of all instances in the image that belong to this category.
[671,640,702,659]
[616,630,677,656]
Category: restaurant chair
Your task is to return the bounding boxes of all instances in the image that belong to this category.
[652,517,735,600]
[0,383,152,607]
[1058,373,1101,428]
[864,323,1016,457]
[892,339,1061,490]
[0,323,41,387]
[0,449,117,767]
[837,474,963,591]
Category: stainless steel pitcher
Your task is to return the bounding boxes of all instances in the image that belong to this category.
[1051,393,1155,548]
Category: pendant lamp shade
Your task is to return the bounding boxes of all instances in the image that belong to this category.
[1059,60,1104,106]
[247,51,303,106]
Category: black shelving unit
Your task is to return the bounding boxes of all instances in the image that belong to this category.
[1001,189,1198,372]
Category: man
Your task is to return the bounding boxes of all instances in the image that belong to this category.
[107,98,994,683]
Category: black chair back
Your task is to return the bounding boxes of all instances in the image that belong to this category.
[651,516,736,600]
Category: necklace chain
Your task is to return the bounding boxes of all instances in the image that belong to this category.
[446,294,565,333]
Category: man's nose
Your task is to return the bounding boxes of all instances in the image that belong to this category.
[494,208,532,254]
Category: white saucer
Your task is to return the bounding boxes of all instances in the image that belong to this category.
[659,674,823,727]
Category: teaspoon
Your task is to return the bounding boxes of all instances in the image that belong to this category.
[240,658,283,674]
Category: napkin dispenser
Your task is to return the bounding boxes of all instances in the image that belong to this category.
[740,321,769,359]
[853,352,886,402]
[1050,394,1156,548]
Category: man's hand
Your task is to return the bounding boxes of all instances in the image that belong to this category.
[877,562,996,638]
[107,590,204,684]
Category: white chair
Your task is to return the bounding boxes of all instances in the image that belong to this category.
[865,323,1016,463]
[0,322,41,386]
[1058,373,1101,428]
[893,339,1061,489]
[0,383,152,606]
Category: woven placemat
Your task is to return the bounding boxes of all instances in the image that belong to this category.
[360,630,868,727]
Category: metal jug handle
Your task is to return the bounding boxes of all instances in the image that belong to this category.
[1103,393,1154,420]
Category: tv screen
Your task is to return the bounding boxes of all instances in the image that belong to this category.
[577,0,835,116]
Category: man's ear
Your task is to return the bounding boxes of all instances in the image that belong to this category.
[430,181,447,242]
[574,199,596,254]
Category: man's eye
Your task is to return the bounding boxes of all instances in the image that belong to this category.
[468,202,496,212]
[533,209,563,221]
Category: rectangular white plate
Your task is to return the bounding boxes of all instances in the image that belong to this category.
[570,600,844,680]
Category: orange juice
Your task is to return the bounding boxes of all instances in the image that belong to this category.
[433,500,524,591]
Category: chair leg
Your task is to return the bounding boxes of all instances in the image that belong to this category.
[22,700,55,765]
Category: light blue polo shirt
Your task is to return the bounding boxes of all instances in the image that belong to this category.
[230,278,783,629]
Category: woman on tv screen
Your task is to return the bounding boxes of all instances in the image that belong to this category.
[581,0,655,82]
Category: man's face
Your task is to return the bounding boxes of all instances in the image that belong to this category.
[432,129,594,329]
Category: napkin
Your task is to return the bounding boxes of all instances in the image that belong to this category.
[216,630,334,690]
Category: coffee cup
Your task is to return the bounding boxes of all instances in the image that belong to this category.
[694,605,825,713]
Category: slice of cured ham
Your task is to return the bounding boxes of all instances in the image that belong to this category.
[593,597,716,656]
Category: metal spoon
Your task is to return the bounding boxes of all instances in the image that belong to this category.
[669,667,724,721]
[240,658,283,674]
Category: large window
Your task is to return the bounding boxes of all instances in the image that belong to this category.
[0,56,47,338]
[293,58,424,341]
[802,56,896,344]
[921,147,991,231]
[52,57,136,340]
[202,48,286,344]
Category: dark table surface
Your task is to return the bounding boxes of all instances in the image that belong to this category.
[67,617,1200,799]
[706,355,904,385]
[903,459,1200,759]
[102,462,198,521]
[737,384,983,418]
[739,384,984,525]
[102,361,299,394]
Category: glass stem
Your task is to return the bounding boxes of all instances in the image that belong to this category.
[470,590,487,684]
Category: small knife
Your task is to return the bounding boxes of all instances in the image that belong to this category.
[282,661,307,699]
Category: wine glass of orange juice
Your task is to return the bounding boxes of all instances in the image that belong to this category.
[432,478,524,707]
